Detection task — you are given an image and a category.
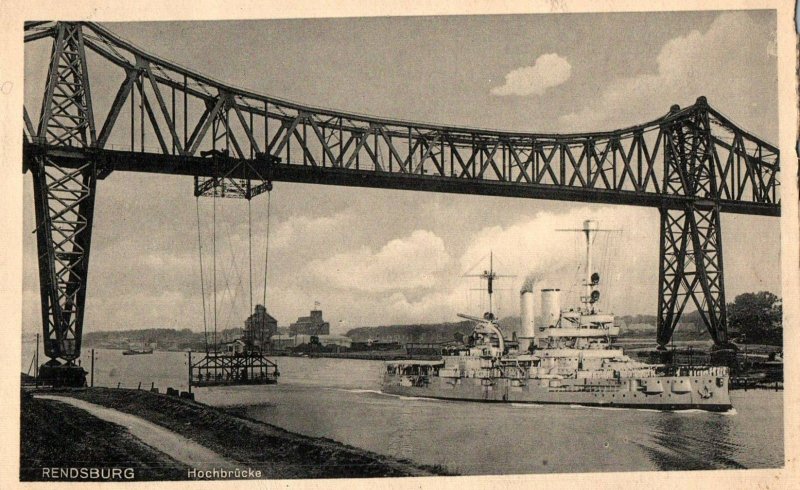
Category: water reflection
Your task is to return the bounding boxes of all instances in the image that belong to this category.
[637,413,745,470]
[23,346,782,474]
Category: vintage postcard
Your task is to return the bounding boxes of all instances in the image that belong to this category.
[2,1,798,488]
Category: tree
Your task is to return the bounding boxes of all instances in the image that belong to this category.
[727,291,782,345]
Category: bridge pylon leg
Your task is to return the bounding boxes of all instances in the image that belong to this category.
[31,22,97,386]
[657,203,730,351]
[658,100,732,354]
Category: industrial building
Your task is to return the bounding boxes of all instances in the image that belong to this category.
[271,334,352,350]
[219,339,248,356]
[243,304,278,349]
[289,309,330,336]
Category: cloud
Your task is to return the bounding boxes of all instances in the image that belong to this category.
[558,12,777,140]
[335,207,660,325]
[458,206,658,317]
[306,230,451,292]
[383,289,468,324]
[270,212,352,250]
[491,53,572,96]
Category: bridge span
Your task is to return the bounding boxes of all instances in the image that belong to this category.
[22,21,780,380]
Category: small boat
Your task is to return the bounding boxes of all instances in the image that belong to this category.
[122,341,154,355]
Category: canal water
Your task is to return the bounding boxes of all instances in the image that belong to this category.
[22,346,784,475]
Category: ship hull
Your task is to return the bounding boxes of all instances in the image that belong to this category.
[382,373,732,412]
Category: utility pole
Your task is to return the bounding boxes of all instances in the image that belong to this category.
[90,348,95,387]
[35,333,39,386]
[188,350,193,394]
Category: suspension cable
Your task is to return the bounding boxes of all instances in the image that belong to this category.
[196,197,208,352]
[219,207,245,330]
[262,190,272,308]
[213,181,217,353]
[248,197,253,318]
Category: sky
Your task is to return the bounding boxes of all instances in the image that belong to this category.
[22,10,781,335]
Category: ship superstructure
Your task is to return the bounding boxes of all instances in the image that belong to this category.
[382,220,732,411]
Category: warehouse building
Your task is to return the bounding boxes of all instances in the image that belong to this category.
[289,309,330,336]
[243,304,278,350]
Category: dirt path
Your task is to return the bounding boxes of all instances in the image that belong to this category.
[35,394,233,469]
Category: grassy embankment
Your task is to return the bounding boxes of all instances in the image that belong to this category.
[20,391,186,481]
[22,387,452,480]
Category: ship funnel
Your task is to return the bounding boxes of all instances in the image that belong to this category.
[519,290,535,351]
[540,288,561,331]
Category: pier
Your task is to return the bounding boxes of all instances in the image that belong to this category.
[189,351,279,388]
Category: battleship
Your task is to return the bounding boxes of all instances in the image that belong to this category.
[382,220,732,412]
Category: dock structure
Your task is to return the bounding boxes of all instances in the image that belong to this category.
[188,303,281,388]
[189,350,279,389]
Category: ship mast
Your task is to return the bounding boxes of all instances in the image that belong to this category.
[558,220,618,313]
[583,220,597,309]
[464,251,515,319]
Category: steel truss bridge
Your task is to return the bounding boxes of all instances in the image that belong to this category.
[23,21,780,378]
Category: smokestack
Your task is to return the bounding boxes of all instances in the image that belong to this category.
[540,288,561,335]
[519,290,535,351]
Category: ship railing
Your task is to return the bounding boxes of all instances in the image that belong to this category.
[655,365,729,377]
[497,364,528,379]
[549,384,621,393]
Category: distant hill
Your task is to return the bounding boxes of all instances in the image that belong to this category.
[346,316,543,344]
[345,321,474,344]
[83,327,245,351]
[345,310,711,345]
[83,308,713,351]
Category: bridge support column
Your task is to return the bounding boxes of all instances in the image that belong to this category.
[657,204,730,350]
[32,22,96,385]
[657,99,732,352]
[31,156,97,376]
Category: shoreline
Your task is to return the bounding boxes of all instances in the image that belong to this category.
[21,391,187,481]
[21,387,453,481]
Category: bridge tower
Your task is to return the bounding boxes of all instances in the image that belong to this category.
[29,23,98,386]
[658,100,731,351]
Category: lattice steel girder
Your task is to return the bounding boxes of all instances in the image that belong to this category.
[192,96,271,200]
[25,144,780,217]
[657,205,729,347]
[37,23,96,147]
[32,22,98,364]
[657,205,728,347]
[657,103,732,347]
[31,156,97,361]
[23,22,780,213]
